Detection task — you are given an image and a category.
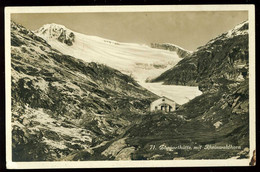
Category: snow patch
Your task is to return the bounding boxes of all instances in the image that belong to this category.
[213,121,222,129]
[34,78,49,92]
[42,137,68,149]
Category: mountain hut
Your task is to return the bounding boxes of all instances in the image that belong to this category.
[150,96,176,112]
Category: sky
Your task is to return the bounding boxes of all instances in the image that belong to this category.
[11,11,248,51]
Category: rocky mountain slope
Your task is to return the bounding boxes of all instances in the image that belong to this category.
[150,43,192,58]
[152,21,249,91]
[11,21,157,161]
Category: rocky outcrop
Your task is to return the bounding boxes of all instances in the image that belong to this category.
[151,43,192,58]
[34,23,75,46]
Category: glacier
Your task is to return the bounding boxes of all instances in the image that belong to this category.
[35,23,202,104]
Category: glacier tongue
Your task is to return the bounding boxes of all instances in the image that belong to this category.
[139,82,202,105]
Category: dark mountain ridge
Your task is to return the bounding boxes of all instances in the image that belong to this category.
[151,21,249,93]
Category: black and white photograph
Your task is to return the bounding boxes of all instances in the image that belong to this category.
[5,5,255,168]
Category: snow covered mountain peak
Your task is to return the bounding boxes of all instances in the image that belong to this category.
[35,23,75,46]
[202,20,248,49]
[39,23,69,30]
[35,23,182,84]
[225,20,248,38]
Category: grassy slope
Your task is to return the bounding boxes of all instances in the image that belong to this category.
[125,79,249,160]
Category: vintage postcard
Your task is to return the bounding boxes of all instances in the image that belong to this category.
[5,5,255,168]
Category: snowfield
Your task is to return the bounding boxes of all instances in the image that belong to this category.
[35,23,202,104]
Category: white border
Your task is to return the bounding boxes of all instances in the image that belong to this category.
[5,5,256,169]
